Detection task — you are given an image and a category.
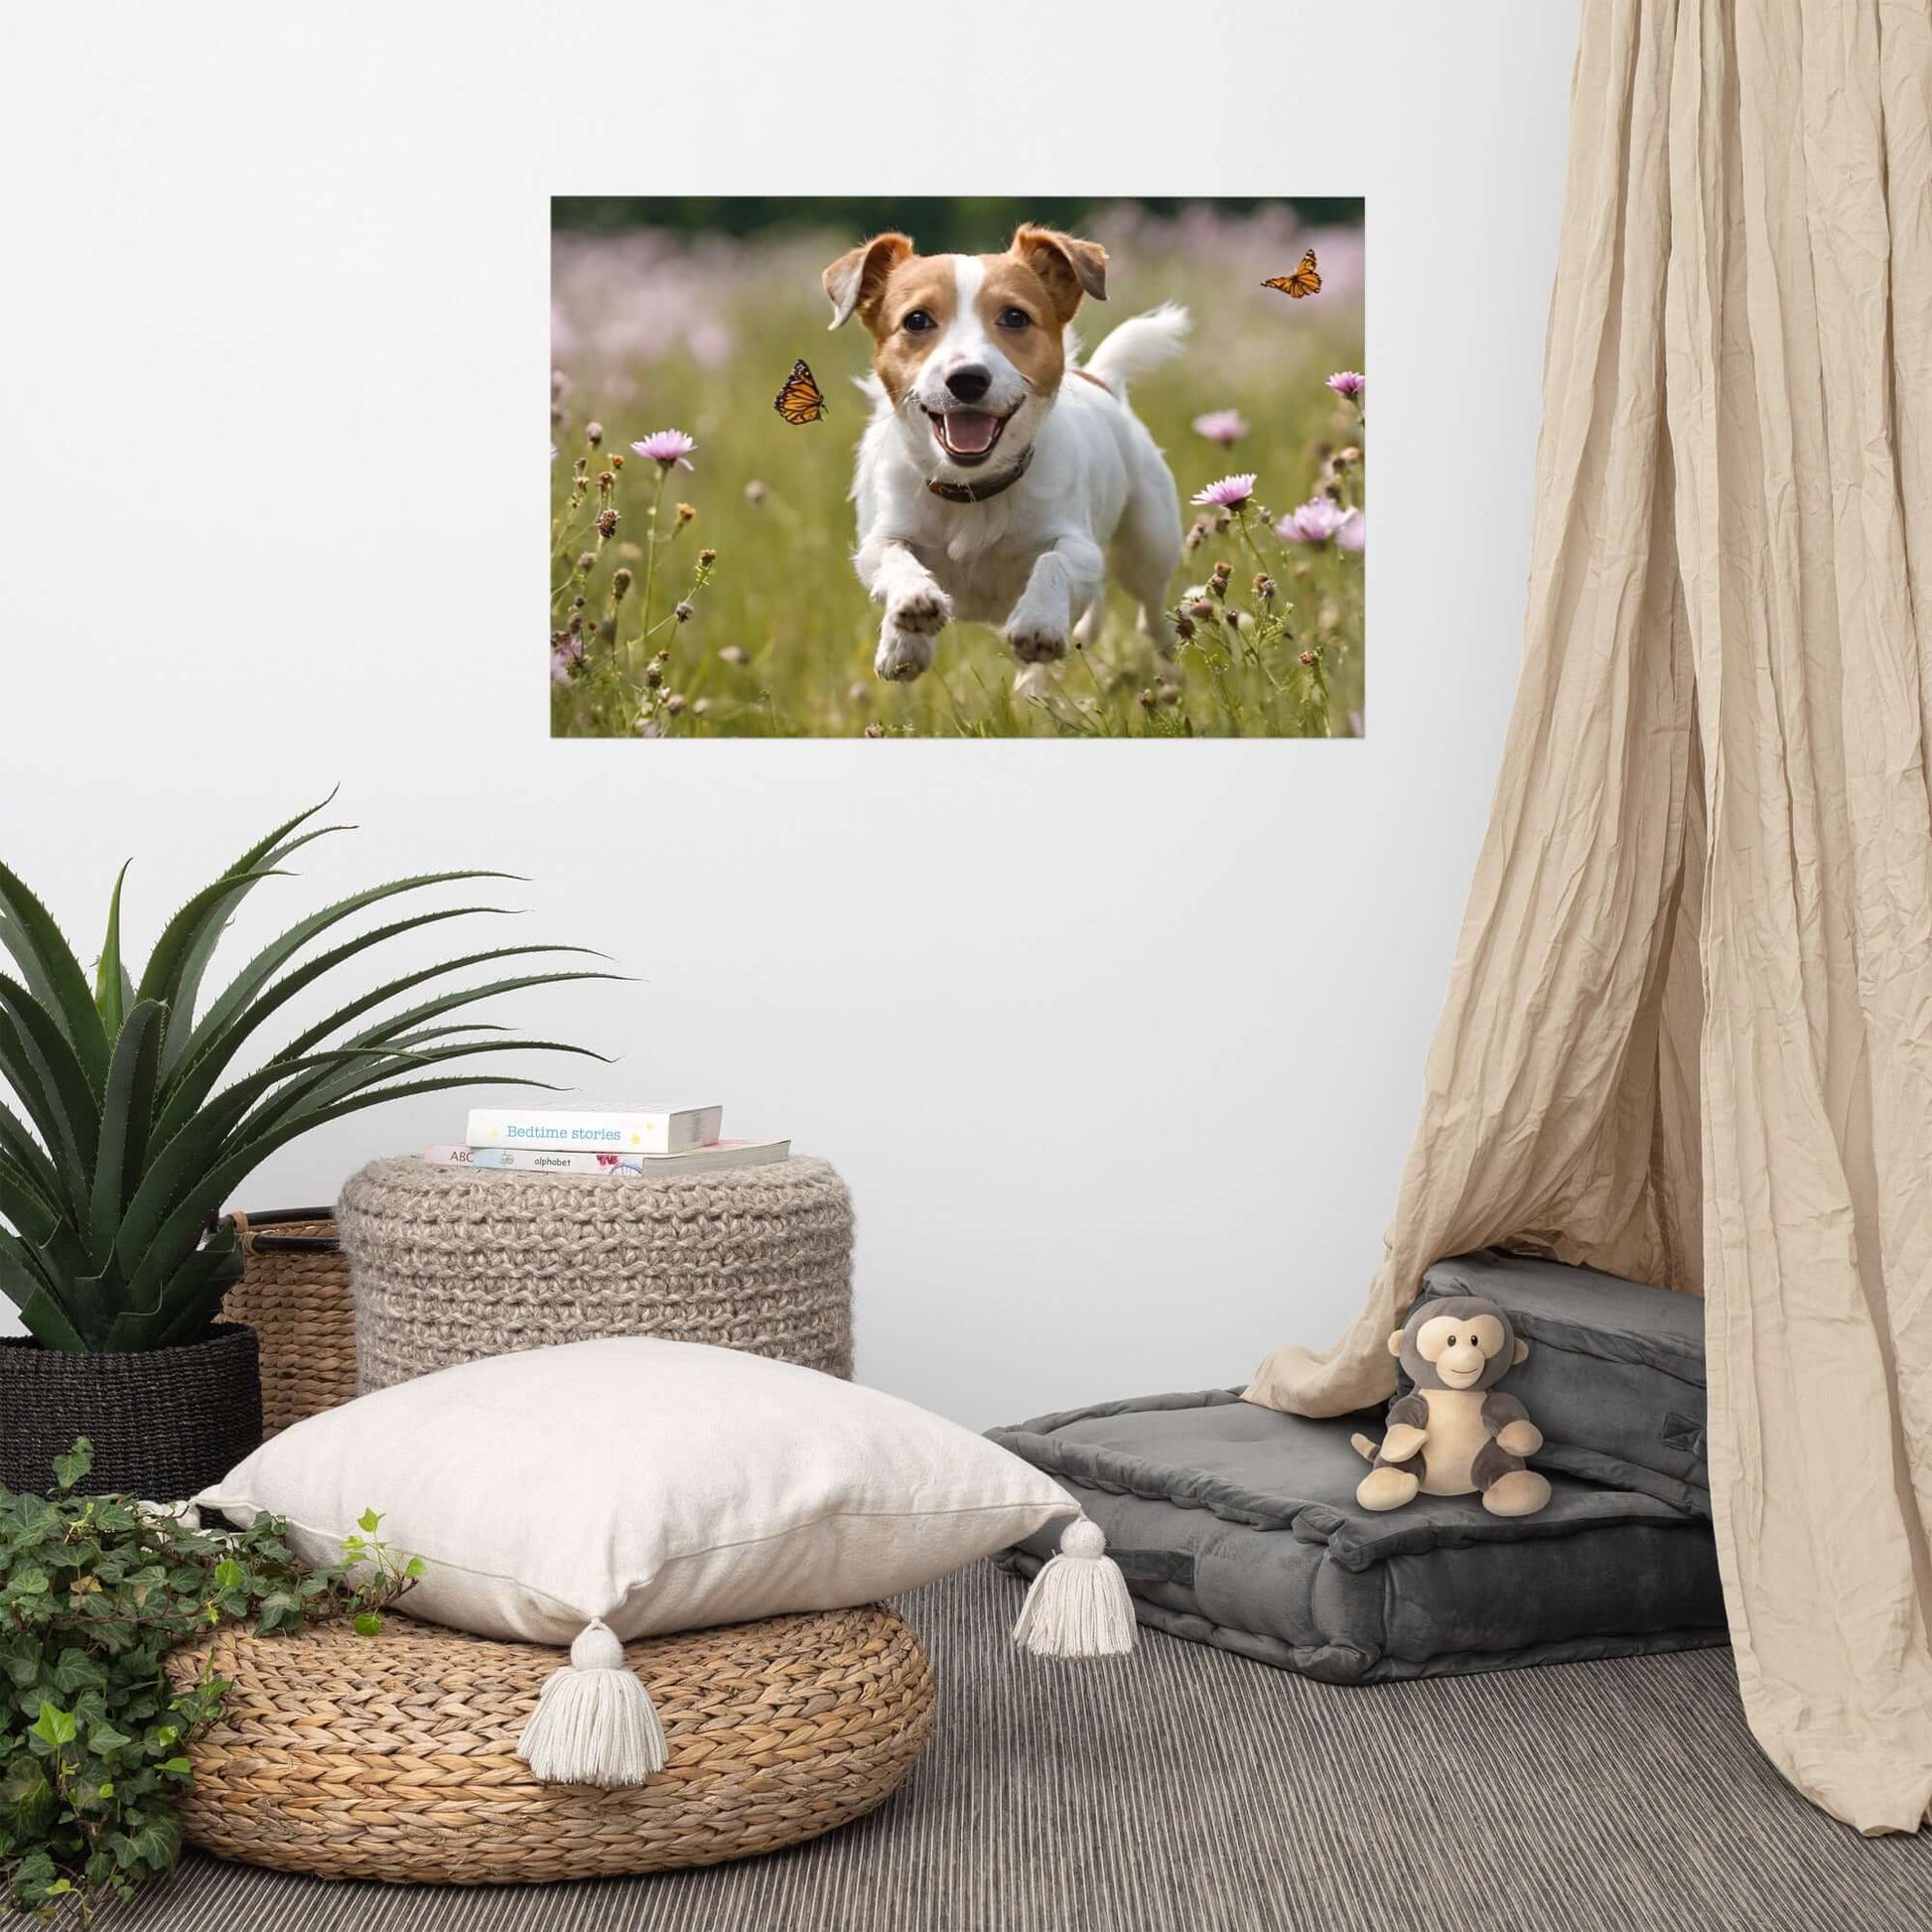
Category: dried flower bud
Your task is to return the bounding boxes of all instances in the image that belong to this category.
[863,721,885,738]
[674,601,694,623]
[1300,649,1316,667]
[848,680,872,705]
[597,471,615,490]
[612,567,633,598]
[720,645,748,666]
[645,663,663,689]
[692,697,710,717]
[744,479,768,506]
[1172,613,1196,641]
[596,507,619,538]
[1185,598,1215,623]
[586,422,604,448]
[676,502,696,523]
[576,552,596,574]
[611,453,625,470]
[1137,687,1156,709]
[571,595,585,612]
[698,547,716,565]
[1333,446,1361,469]
[636,718,661,738]
[1253,574,1277,602]
[664,693,685,716]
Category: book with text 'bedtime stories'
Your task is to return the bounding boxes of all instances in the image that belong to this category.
[464,1103,724,1155]
[426,1140,788,1176]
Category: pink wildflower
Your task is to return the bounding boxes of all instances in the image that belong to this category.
[1275,496,1345,544]
[1190,409,1250,447]
[630,428,696,471]
[1191,473,1256,509]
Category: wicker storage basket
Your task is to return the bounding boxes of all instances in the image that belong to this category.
[170,1602,934,1883]
[338,1155,855,1392]
[221,1208,358,1435]
[0,1324,260,1500]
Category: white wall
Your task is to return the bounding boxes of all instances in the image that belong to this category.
[0,1,1580,1426]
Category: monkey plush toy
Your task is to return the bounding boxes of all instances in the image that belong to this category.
[1350,1296,1552,1517]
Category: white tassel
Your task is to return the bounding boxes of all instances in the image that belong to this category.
[515,1619,666,1786]
[1012,1517,1136,1658]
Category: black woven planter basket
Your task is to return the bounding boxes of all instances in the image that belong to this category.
[0,1322,263,1501]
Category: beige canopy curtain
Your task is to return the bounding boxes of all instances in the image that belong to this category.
[1248,0,1932,1836]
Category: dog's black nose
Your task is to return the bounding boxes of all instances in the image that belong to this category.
[945,364,992,403]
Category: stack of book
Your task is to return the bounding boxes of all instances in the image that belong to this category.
[424,1103,788,1177]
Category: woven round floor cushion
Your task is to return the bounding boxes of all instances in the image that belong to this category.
[338,1155,854,1390]
[170,1601,932,1883]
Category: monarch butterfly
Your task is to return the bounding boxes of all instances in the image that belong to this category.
[773,358,828,424]
[1263,250,1322,300]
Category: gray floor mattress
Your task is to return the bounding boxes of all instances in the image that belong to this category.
[992,1390,1725,1682]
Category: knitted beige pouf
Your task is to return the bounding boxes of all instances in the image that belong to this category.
[337,1156,853,1392]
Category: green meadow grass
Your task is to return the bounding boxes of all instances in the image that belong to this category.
[551,221,1364,739]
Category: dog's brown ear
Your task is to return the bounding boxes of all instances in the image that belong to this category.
[1011,226,1108,320]
[823,232,914,330]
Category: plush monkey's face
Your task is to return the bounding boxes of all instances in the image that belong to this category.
[1387,1295,1527,1392]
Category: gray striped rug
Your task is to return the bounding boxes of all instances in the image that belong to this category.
[135,1562,1929,1932]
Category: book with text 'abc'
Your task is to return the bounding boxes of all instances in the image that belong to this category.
[426,1139,788,1176]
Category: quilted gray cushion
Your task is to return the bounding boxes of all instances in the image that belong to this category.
[991,1390,1725,1683]
[1421,1249,1709,1514]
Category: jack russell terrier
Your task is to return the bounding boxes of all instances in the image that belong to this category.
[823,225,1189,683]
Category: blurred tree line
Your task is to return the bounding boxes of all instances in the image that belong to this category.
[552,197,1362,251]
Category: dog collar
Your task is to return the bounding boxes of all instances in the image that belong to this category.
[926,443,1035,504]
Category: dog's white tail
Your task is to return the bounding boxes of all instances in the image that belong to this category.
[1081,302,1190,395]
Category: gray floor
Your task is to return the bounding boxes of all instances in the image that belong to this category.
[132,1562,1931,1932]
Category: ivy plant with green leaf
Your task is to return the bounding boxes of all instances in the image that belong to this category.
[0,1440,420,1922]
[0,795,614,1351]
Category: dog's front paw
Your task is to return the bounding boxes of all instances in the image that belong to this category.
[1006,610,1068,665]
[885,583,952,636]
[875,625,936,682]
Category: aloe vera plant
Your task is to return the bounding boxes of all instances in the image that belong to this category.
[0,798,611,1351]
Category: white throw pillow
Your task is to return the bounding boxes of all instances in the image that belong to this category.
[198,1336,1109,1648]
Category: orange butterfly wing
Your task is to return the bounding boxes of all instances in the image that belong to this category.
[1263,250,1322,299]
[773,358,828,424]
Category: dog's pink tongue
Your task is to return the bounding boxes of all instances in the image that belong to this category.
[943,411,999,455]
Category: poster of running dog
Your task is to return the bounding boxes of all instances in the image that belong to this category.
[551,198,1365,739]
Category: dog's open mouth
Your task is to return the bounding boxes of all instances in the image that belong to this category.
[926,408,1010,467]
